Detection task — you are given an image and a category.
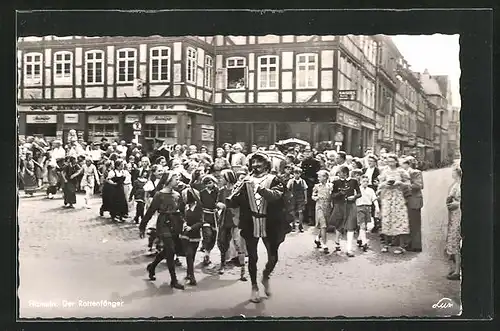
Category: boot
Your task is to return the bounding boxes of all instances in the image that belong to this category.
[218,257,226,275]
[187,275,197,286]
[250,286,261,303]
[146,263,156,281]
[170,280,185,290]
[240,264,248,281]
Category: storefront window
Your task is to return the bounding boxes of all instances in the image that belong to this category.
[144,124,177,146]
[217,123,247,147]
[253,123,271,147]
[88,124,119,140]
[276,123,311,142]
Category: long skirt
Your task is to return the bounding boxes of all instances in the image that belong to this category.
[107,184,128,217]
[23,171,38,194]
[63,181,77,205]
[407,208,422,251]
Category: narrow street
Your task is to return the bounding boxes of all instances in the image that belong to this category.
[18,167,461,318]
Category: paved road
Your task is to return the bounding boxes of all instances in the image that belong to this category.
[18,167,461,318]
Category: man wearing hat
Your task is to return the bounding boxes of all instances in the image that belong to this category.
[226,152,290,303]
[301,146,320,225]
[50,140,66,161]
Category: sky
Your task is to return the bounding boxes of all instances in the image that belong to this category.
[391,34,461,108]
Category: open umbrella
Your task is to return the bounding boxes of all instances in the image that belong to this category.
[276,138,310,146]
[263,150,286,173]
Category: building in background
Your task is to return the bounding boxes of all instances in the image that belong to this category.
[213,35,377,156]
[373,35,399,154]
[17,35,456,160]
[448,106,461,160]
[17,36,216,152]
[416,69,449,164]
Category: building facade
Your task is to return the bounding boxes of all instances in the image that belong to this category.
[448,106,461,160]
[212,35,377,156]
[17,36,216,152]
[17,35,455,159]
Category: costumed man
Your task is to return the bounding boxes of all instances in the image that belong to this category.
[225,152,291,303]
[199,174,220,266]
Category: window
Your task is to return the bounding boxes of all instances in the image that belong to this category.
[54,51,73,81]
[204,55,213,88]
[226,57,247,89]
[89,124,119,139]
[296,53,318,88]
[85,50,104,84]
[117,48,137,83]
[150,47,170,82]
[258,55,278,89]
[23,52,42,83]
[186,47,197,83]
[144,124,177,144]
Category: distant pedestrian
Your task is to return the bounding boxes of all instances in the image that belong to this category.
[287,167,308,232]
[129,170,149,224]
[355,175,379,252]
[61,156,81,209]
[312,170,333,253]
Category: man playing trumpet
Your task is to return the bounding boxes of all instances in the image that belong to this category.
[225,152,291,303]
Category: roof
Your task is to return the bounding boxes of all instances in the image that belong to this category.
[417,70,443,97]
[433,75,450,98]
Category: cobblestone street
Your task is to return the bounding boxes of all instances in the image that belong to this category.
[18,167,461,318]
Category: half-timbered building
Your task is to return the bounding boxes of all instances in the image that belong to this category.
[17,35,216,151]
[212,35,378,155]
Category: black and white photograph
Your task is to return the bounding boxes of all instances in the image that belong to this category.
[15,12,471,319]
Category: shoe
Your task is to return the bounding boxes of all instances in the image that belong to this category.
[175,258,182,267]
[250,287,261,303]
[381,246,389,253]
[394,247,406,255]
[186,276,197,286]
[357,240,363,247]
[261,276,271,297]
[346,251,355,258]
[314,239,322,248]
[146,263,156,280]
[323,246,329,254]
[99,209,104,217]
[299,228,304,233]
[446,273,460,281]
[362,244,369,252]
[85,205,91,209]
[133,217,139,224]
[68,205,75,209]
[203,255,211,266]
[170,281,185,290]
[334,245,341,252]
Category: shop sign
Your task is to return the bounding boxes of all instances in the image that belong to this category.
[26,114,57,124]
[125,114,141,123]
[145,114,177,124]
[201,126,215,141]
[88,115,119,124]
[338,90,357,101]
[64,113,79,124]
[337,111,361,130]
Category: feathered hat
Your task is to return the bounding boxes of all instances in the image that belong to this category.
[182,186,201,204]
[220,168,237,185]
[201,174,218,185]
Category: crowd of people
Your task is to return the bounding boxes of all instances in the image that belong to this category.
[17,130,462,303]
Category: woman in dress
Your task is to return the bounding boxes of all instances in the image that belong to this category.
[77,158,100,209]
[445,166,462,280]
[104,159,129,222]
[22,150,38,196]
[377,154,410,254]
[61,156,81,208]
[45,155,59,199]
[212,147,231,185]
[33,149,46,188]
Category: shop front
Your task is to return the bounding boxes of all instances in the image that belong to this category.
[142,114,195,152]
[59,113,86,144]
[87,114,121,143]
[214,107,340,153]
[123,114,142,143]
[336,110,363,157]
[360,121,376,155]
[25,114,58,142]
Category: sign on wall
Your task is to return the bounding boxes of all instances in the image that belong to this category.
[88,115,120,124]
[337,111,361,130]
[201,124,215,141]
[26,114,57,124]
[338,90,357,101]
[145,115,177,124]
[125,114,141,123]
[64,113,79,124]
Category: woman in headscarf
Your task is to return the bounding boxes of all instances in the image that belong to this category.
[22,150,38,196]
[377,154,411,254]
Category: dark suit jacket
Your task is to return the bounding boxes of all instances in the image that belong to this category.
[407,168,424,209]
[363,166,380,191]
